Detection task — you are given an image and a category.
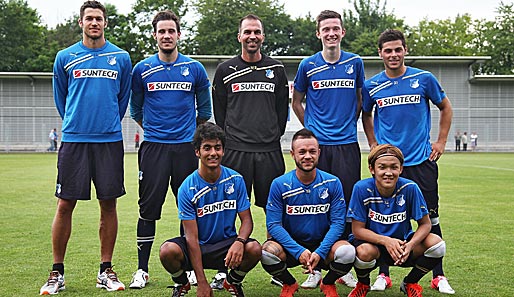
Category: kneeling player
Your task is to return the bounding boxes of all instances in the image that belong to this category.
[159,123,261,297]
[261,129,355,297]
[347,144,446,297]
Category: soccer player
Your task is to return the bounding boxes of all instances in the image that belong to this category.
[261,128,356,297]
[212,13,289,289]
[291,9,364,289]
[361,29,454,294]
[347,144,446,297]
[159,122,261,297]
[39,1,131,295]
[128,10,212,289]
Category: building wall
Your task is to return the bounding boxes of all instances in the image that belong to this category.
[1,57,513,152]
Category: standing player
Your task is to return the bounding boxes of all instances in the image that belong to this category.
[347,144,447,297]
[212,13,289,289]
[159,122,262,297]
[361,29,454,294]
[39,1,131,295]
[128,10,212,289]
[262,128,355,297]
[291,9,364,289]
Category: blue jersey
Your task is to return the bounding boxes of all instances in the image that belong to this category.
[178,166,250,245]
[130,53,211,143]
[348,177,428,240]
[294,51,365,145]
[266,169,346,260]
[362,67,446,166]
[53,40,132,142]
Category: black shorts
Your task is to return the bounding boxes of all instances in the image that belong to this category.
[222,149,285,208]
[56,142,125,200]
[137,141,198,220]
[352,234,416,268]
[402,160,439,218]
[318,142,361,207]
[164,236,257,271]
[265,238,330,270]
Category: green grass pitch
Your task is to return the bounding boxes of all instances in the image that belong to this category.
[1,152,513,296]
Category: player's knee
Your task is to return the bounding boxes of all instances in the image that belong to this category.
[354,256,376,269]
[261,250,282,265]
[159,242,181,261]
[334,244,356,264]
[424,240,446,258]
[245,240,262,259]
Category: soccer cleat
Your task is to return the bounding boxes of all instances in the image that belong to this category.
[169,282,191,297]
[336,271,357,288]
[347,282,370,297]
[96,267,125,291]
[300,270,322,289]
[129,269,149,289]
[186,270,197,286]
[40,271,65,295]
[271,276,284,287]
[279,282,299,297]
[210,272,227,290]
[431,276,455,294]
[400,282,423,297]
[320,282,340,297]
[370,273,392,291]
[223,279,245,296]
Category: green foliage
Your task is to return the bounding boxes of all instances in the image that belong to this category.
[1,152,514,296]
[474,2,514,74]
[407,14,478,56]
[0,0,47,71]
[342,0,405,56]
[193,0,293,55]
[286,14,321,56]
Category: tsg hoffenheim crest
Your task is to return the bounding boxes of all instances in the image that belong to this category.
[396,194,405,206]
[225,183,235,194]
[345,64,354,74]
[107,56,117,66]
[265,69,274,79]
[319,187,329,199]
[410,79,419,89]
[181,66,190,76]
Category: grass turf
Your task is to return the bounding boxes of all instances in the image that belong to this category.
[0,152,513,296]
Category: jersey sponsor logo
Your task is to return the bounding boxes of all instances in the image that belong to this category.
[147,82,192,91]
[368,209,406,224]
[312,79,355,89]
[231,82,275,93]
[376,95,421,108]
[197,200,237,217]
[286,203,330,215]
[73,69,118,79]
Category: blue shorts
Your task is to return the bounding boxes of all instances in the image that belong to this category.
[402,160,439,218]
[137,141,198,220]
[55,142,125,200]
[164,236,258,271]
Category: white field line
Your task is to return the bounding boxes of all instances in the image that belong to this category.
[445,163,514,172]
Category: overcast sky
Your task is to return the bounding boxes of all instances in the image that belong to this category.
[27,0,504,28]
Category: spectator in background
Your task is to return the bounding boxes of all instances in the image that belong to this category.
[454,131,461,151]
[461,132,468,151]
[470,132,478,151]
[134,131,140,150]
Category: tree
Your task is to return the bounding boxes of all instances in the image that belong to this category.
[475,2,514,74]
[193,0,292,55]
[286,14,320,56]
[0,0,47,71]
[341,0,406,56]
[407,14,478,56]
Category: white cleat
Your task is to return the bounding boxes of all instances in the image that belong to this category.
[300,270,322,289]
[336,271,357,288]
[129,269,149,289]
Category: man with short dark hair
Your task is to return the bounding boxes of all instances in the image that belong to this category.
[159,122,261,297]
[40,0,131,294]
[262,128,355,297]
[129,10,212,289]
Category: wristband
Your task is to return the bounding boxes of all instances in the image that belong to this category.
[235,237,247,244]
